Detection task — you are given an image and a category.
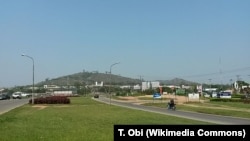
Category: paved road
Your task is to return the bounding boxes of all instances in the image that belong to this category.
[95,96,250,125]
[0,99,30,115]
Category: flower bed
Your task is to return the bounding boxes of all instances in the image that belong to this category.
[29,96,70,104]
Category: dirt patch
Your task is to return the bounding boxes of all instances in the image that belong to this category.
[32,105,70,109]
[32,105,48,110]
[117,96,136,100]
[53,105,70,108]
[117,95,189,104]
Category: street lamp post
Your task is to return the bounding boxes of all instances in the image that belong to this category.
[21,54,34,104]
[208,79,212,88]
[109,62,120,105]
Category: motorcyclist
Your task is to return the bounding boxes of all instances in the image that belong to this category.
[167,99,175,109]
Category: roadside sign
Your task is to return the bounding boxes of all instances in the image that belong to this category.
[153,93,161,99]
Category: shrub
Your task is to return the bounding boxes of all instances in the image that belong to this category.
[210,98,242,102]
[243,99,250,104]
[232,94,244,99]
[94,94,99,98]
[29,96,70,104]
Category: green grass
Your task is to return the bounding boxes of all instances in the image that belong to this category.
[0,96,211,141]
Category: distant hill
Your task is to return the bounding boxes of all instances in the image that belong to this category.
[37,72,142,86]
[37,72,198,87]
[157,78,199,86]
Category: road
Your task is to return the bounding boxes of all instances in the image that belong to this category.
[95,96,250,125]
[0,99,30,115]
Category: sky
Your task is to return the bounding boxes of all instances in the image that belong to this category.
[0,0,250,88]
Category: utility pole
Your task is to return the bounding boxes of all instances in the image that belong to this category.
[236,75,240,81]
[219,57,222,91]
[208,78,212,88]
[230,79,233,90]
[236,75,240,93]
[138,75,144,91]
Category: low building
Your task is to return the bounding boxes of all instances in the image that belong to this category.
[142,81,160,91]
[53,90,73,96]
[95,81,103,87]
[133,84,141,90]
[44,85,61,89]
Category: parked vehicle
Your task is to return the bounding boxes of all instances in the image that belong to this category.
[0,93,11,100]
[212,92,218,98]
[12,92,22,99]
[203,92,210,98]
[217,91,232,98]
[21,93,31,97]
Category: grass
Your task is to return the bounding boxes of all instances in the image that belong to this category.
[0,96,211,141]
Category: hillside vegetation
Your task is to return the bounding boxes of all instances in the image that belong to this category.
[36,72,197,87]
[37,72,141,86]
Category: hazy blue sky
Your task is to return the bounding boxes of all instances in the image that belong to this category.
[1,0,250,88]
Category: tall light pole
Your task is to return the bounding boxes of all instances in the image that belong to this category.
[138,75,144,91]
[21,54,34,104]
[208,78,212,88]
[109,62,120,105]
[230,79,233,90]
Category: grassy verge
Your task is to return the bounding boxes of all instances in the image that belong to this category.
[0,96,211,141]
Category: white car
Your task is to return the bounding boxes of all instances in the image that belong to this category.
[21,93,31,97]
[12,92,22,99]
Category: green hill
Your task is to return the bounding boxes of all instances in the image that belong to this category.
[36,72,198,87]
[37,72,142,86]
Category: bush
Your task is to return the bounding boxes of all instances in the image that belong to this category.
[29,96,70,104]
[232,94,244,99]
[243,99,250,104]
[116,92,128,96]
[210,98,242,102]
[94,94,99,98]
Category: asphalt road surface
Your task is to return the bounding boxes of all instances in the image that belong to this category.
[0,99,30,115]
[95,96,250,125]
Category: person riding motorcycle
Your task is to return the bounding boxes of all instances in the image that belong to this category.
[167,99,176,110]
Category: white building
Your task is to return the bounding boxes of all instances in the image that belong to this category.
[53,90,73,96]
[44,85,60,89]
[120,85,131,89]
[133,84,141,90]
[181,85,191,89]
[95,81,103,87]
[142,81,160,91]
[0,89,5,92]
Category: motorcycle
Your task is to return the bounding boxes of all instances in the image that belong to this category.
[167,102,176,110]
